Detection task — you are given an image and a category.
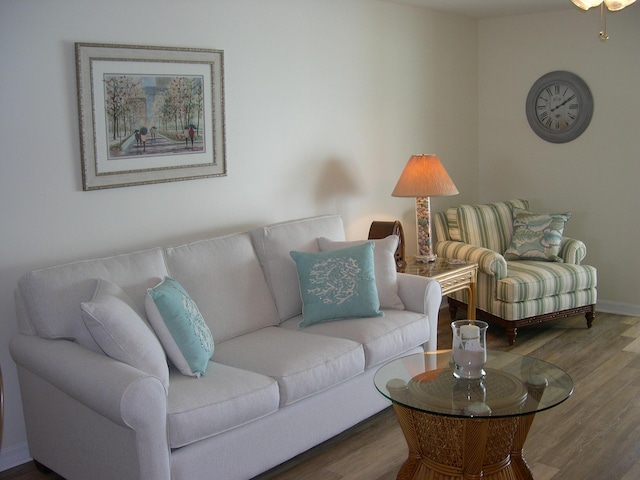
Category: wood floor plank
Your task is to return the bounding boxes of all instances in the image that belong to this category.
[529,463,560,480]
[621,460,640,480]
[620,316,640,326]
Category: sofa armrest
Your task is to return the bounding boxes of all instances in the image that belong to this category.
[10,334,170,479]
[559,237,587,264]
[435,241,508,279]
[396,273,441,352]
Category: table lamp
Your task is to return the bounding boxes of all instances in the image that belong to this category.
[392,154,459,262]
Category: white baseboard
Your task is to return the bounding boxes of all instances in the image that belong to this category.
[0,441,31,472]
[596,300,640,317]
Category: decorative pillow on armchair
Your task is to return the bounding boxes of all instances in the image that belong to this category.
[290,242,383,327]
[504,208,571,262]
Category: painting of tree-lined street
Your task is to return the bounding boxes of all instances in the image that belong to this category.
[104,74,205,159]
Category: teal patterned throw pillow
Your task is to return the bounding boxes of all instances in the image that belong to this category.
[504,208,571,262]
[146,277,214,377]
[290,242,383,327]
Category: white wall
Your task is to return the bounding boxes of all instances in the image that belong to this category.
[478,6,640,313]
[0,0,477,469]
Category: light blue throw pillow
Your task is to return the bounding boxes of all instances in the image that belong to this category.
[146,277,214,377]
[290,242,383,327]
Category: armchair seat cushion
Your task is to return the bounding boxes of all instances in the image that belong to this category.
[497,290,597,322]
[497,261,598,303]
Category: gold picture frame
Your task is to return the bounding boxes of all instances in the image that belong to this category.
[75,43,226,190]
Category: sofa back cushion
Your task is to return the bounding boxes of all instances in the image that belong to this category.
[250,215,346,322]
[16,248,169,352]
[164,232,279,343]
[455,199,529,254]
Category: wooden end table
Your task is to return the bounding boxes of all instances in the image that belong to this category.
[401,257,478,320]
[375,351,573,480]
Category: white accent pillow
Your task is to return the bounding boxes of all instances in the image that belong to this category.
[81,279,169,390]
[317,235,404,310]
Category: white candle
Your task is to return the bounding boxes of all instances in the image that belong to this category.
[465,402,492,416]
[460,324,480,340]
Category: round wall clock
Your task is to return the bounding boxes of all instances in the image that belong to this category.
[525,71,593,143]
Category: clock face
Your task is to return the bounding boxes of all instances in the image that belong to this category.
[526,71,593,143]
[535,83,579,131]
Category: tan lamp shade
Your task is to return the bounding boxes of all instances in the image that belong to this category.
[392,154,459,198]
[391,154,458,262]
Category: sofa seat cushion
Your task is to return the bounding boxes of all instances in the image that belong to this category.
[167,362,279,448]
[281,310,430,368]
[213,326,364,407]
[497,261,598,303]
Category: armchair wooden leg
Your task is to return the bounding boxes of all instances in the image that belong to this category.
[506,326,517,346]
[447,298,458,320]
[586,306,595,328]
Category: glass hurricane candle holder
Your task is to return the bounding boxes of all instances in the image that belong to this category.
[451,320,488,379]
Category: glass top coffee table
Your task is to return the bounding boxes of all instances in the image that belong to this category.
[374,350,573,479]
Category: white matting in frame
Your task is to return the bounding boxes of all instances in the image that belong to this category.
[75,43,226,190]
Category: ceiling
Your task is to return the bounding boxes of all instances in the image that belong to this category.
[382,0,576,18]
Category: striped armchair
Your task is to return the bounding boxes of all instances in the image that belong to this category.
[434,200,597,344]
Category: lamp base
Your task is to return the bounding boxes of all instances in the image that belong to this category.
[415,196,437,263]
[415,254,437,263]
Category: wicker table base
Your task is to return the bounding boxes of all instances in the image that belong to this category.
[393,404,535,480]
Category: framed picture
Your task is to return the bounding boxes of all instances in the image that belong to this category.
[75,43,226,190]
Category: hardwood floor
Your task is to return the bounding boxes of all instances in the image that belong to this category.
[2,310,639,480]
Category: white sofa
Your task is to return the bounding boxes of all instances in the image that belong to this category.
[10,215,441,480]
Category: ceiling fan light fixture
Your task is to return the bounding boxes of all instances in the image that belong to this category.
[572,0,635,40]
[571,0,602,9]
[571,0,636,9]
[604,0,636,10]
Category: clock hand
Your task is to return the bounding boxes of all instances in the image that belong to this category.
[550,96,575,112]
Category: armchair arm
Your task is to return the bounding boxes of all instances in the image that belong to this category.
[396,273,442,352]
[559,237,587,264]
[10,334,170,479]
[435,241,508,280]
